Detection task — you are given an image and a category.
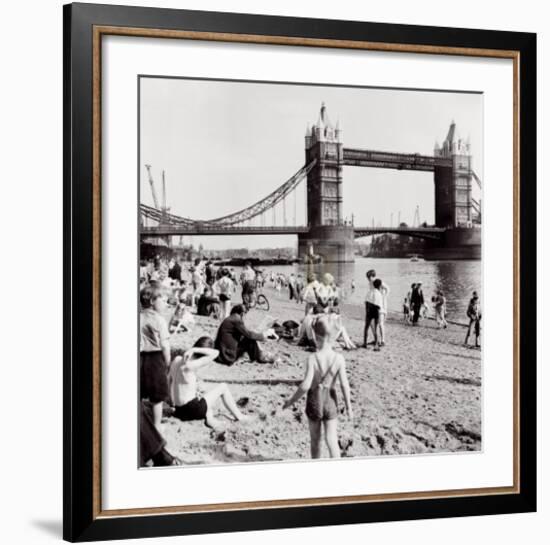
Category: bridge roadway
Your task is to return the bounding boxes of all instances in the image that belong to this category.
[342,148,452,171]
[141,225,445,240]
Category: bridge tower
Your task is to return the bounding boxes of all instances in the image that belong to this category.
[427,121,480,259]
[299,103,355,263]
[433,121,473,228]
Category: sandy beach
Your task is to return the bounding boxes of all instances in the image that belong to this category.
[162,287,481,464]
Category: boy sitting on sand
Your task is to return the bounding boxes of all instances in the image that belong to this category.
[168,336,251,429]
[282,315,353,458]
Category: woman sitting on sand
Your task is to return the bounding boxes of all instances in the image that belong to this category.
[298,304,356,350]
[316,273,338,309]
[168,337,251,429]
[283,316,353,458]
[302,273,322,315]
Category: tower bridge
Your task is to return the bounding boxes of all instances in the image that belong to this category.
[141,103,481,261]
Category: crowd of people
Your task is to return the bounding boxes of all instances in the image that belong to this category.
[139,254,481,466]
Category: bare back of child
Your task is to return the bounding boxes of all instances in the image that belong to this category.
[283,315,353,458]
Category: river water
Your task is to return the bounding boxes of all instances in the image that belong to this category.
[254,257,481,323]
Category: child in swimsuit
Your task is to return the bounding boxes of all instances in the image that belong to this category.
[403,297,410,322]
[168,336,251,430]
[283,316,353,458]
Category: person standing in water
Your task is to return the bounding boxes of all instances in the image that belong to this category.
[282,315,353,459]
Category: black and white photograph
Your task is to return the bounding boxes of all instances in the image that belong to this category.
[138,76,483,467]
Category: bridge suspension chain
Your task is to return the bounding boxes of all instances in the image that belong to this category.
[293,185,297,226]
[140,160,315,228]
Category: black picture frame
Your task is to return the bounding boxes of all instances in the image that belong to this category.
[63,2,536,542]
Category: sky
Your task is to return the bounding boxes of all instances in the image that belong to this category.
[140,77,482,250]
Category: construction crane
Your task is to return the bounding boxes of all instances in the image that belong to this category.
[145,164,160,210]
[161,170,170,216]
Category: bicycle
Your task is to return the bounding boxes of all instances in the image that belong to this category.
[245,287,270,312]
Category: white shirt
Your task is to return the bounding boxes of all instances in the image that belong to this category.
[215,276,234,296]
[365,279,389,310]
[303,280,322,304]
[240,267,256,283]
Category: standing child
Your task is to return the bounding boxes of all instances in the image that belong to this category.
[283,316,353,458]
[403,297,411,323]
[294,274,304,304]
[464,291,482,347]
[140,286,171,431]
[376,278,390,346]
[434,290,448,329]
[363,275,384,351]
[214,268,235,319]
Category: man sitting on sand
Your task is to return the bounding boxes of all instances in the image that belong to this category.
[168,337,252,429]
[196,286,221,319]
[214,304,278,365]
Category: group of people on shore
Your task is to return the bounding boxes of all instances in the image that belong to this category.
[139,257,357,466]
[401,283,481,346]
[139,255,481,466]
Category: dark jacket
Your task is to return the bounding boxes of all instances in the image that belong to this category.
[215,314,264,364]
[410,287,424,307]
[168,262,182,281]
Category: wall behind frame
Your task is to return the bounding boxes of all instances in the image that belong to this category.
[0,0,545,544]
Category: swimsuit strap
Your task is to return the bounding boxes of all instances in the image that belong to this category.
[314,353,339,389]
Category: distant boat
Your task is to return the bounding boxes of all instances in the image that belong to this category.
[410,254,422,262]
